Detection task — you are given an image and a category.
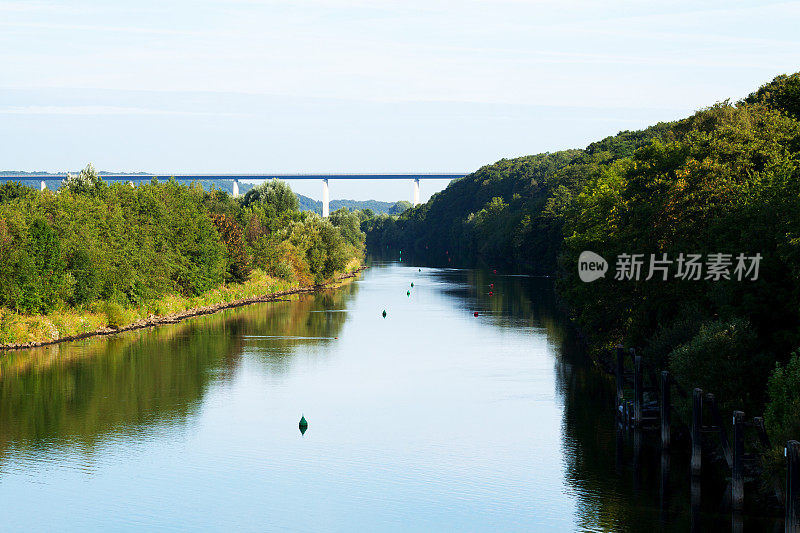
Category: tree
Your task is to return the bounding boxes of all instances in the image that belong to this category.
[241,179,299,212]
[61,163,106,196]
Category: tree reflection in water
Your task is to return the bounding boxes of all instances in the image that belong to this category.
[0,282,358,465]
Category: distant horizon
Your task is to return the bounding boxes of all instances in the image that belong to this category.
[3,0,798,201]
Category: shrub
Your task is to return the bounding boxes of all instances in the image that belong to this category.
[104,301,125,329]
[61,163,106,196]
[642,305,707,370]
[0,310,17,344]
[68,248,100,305]
[765,351,800,447]
[668,318,768,416]
[12,218,65,314]
[210,213,252,283]
[271,260,294,282]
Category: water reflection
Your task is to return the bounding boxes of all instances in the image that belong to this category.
[0,282,358,466]
[0,264,784,530]
[420,267,779,532]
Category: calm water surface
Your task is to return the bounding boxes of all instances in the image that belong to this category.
[0,263,778,531]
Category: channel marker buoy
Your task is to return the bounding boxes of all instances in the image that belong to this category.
[382,310,387,318]
[299,415,308,435]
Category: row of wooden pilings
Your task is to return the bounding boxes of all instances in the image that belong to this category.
[614,345,800,531]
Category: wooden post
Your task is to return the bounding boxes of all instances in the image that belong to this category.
[615,344,624,411]
[691,475,702,533]
[660,370,671,450]
[754,417,784,504]
[732,411,745,512]
[788,440,800,533]
[660,450,670,512]
[707,393,733,469]
[692,388,703,477]
[732,510,743,533]
[634,355,643,427]
[753,417,771,448]
[633,428,643,491]
[621,400,626,426]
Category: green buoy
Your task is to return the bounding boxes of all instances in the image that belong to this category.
[299,415,308,435]
[382,310,387,318]
[407,290,410,297]
[410,282,414,287]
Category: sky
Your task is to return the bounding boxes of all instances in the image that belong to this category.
[1,0,799,202]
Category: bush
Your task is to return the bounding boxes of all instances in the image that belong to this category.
[642,305,707,370]
[669,318,768,415]
[104,301,125,329]
[210,213,252,283]
[11,218,65,314]
[765,351,800,447]
[271,260,294,282]
[61,163,106,196]
[68,248,100,305]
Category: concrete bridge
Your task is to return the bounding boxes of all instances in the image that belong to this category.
[2,173,465,217]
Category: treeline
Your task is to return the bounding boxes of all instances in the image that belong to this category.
[296,195,411,216]
[365,73,800,451]
[0,168,364,318]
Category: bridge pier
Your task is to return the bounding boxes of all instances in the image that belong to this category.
[232,179,240,198]
[322,178,329,217]
[413,178,420,206]
[40,180,46,191]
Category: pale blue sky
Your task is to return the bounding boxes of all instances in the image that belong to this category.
[1,0,799,201]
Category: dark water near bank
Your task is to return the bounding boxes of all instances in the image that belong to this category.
[0,263,781,531]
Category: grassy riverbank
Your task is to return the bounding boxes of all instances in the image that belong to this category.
[0,259,363,348]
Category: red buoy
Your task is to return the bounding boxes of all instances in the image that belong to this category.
[489,291,493,296]
[489,283,494,289]
[493,269,497,274]
[473,311,479,317]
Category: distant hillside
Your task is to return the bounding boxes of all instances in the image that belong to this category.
[296,194,411,215]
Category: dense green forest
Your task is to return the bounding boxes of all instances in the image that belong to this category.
[0,169,364,342]
[365,73,800,453]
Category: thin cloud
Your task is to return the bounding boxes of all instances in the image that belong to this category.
[0,105,243,116]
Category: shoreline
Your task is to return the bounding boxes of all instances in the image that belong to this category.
[1,266,367,352]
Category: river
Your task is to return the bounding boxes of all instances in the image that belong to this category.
[0,262,779,531]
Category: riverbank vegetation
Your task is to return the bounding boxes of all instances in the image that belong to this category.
[0,170,364,345]
[364,72,800,467]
